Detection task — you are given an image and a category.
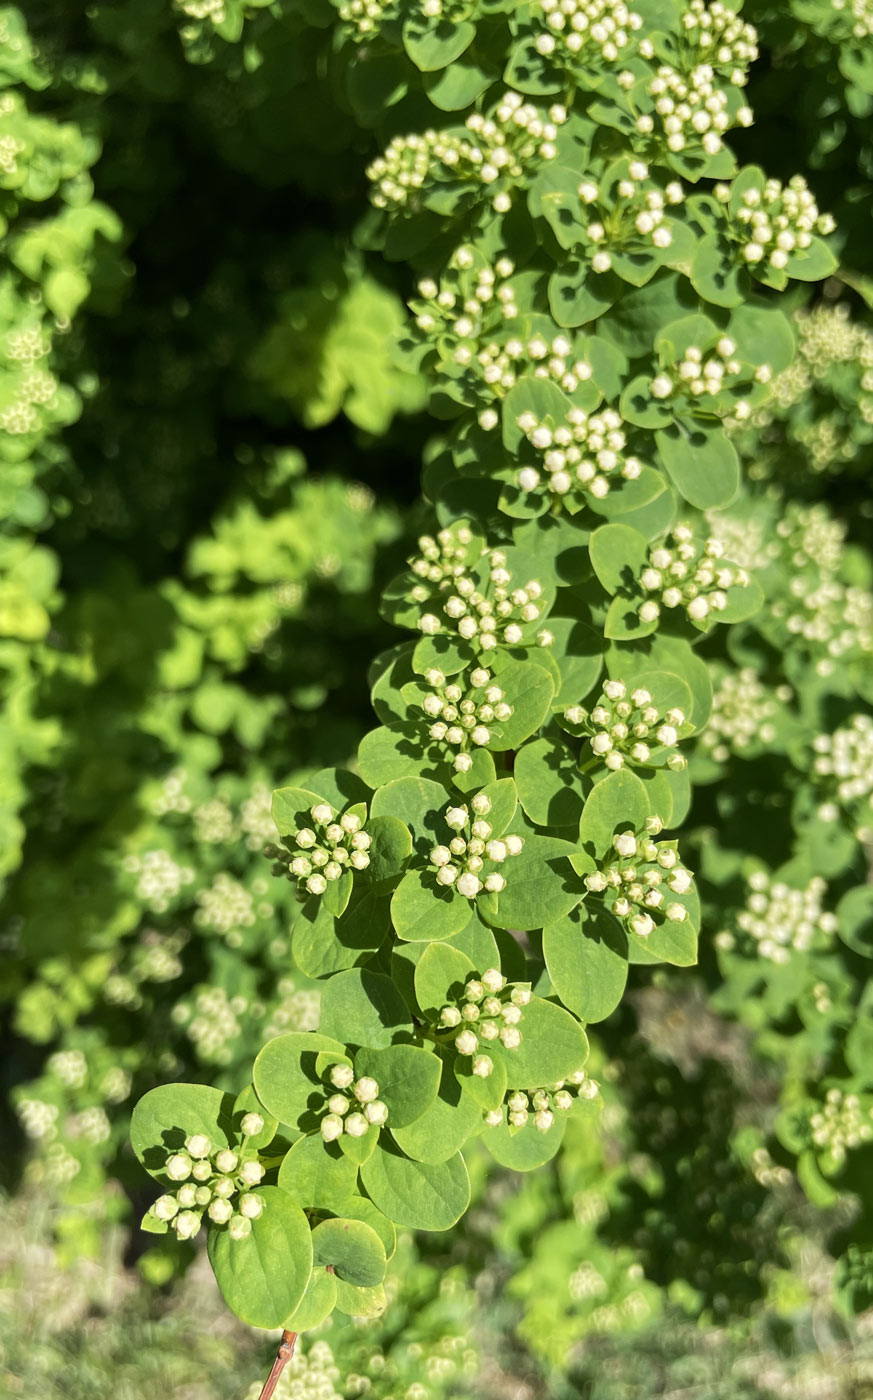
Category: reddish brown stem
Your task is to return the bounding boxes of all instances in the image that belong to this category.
[256,1330,298,1400]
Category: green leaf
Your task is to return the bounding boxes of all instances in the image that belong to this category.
[477,655,555,749]
[333,1279,388,1317]
[360,1141,471,1230]
[354,1043,442,1128]
[402,16,476,71]
[293,887,389,979]
[357,724,424,787]
[318,969,414,1050]
[837,885,873,959]
[491,994,588,1089]
[282,1267,338,1332]
[589,522,650,596]
[655,420,740,511]
[370,776,452,857]
[390,1065,482,1163]
[253,1033,349,1131]
[514,734,584,829]
[414,941,477,1016]
[311,1217,387,1286]
[545,617,605,708]
[689,230,744,308]
[391,868,473,942]
[543,903,629,1022]
[131,1084,234,1181]
[603,592,658,641]
[576,768,651,860]
[365,814,414,889]
[483,1113,567,1170]
[277,1133,358,1212]
[207,1186,313,1329]
[490,831,584,931]
[549,261,617,327]
[501,375,576,456]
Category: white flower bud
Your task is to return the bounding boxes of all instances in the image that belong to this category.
[456,1029,479,1055]
[241,1113,264,1138]
[365,1100,389,1125]
[166,1153,192,1182]
[482,968,505,993]
[458,872,482,898]
[185,1134,211,1159]
[228,1215,252,1241]
[209,1198,233,1225]
[174,1211,201,1240]
[239,1159,264,1186]
[330,1063,355,1089]
[154,1195,179,1221]
[504,834,524,856]
[353,1077,379,1104]
[614,831,637,858]
[321,1114,344,1142]
[472,1055,493,1078]
[446,806,468,830]
[239,1193,264,1219]
[534,1109,554,1133]
[440,1006,462,1027]
[344,1113,369,1138]
[311,803,333,825]
[500,1026,521,1049]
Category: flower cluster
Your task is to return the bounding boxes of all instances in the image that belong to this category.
[636,63,750,158]
[770,575,873,679]
[715,175,836,273]
[408,524,479,601]
[636,524,748,625]
[319,1064,389,1142]
[650,335,768,419]
[811,714,873,838]
[484,1071,599,1133]
[437,968,530,1077]
[807,1087,873,1166]
[678,0,758,80]
[476,332,594,427]
[830,0,873,40]
[367,95,567,215]
[121,848,196,913]
[577,161,681,272]
[529,0,643,67]
[515,404,642,505]
[418,550,553,651]
[583,817,692,937]
[419,666,513,773]
[715,871,837,964]
[563,679,690,771]
[428,794,524,900]
[698,666,793,764]
[147,1117,267,1242]
[266,804,371,898]
[194,873,258,939]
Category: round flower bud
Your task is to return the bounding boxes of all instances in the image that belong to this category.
[239,1194,264,1220]
[344,1113,369,1138]
[174,1211,201,1240]
[482,968,505,993]
[213,1176,235,1199]
[186,1134,211,1159]
[473,1055,493,1078]
[154,1194,179,1221]
[330,1063,355,1089]
[240,1113,264,1138]
[166,1153,192,1182]
[239,1159,264,1186]
[500,1026,522,1049]
[209,1198,233,1225]
[353,1077,380,1104]
[191,1160,212,1182]
[458,872,482,898]
[614,831,637,858]
[229,1215,252,1241]
[505,835,524,856]
[456,1029,479,1056]
[306,873,327,896]
[511,986,532,1006]
[365,1100,389,1126]
[446,806,468,830]
[177,1184,197,1208]
[440,1005,462,1028]
[534,1109,554,1133]
[485,1109,504,1127]
[321,1114,345,1142]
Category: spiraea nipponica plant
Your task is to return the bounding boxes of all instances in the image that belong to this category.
[130,0,873,1356]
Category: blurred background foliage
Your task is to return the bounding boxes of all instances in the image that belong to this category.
[1,0,872,1396]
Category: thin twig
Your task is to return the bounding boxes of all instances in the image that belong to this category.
[256,1330,298,1400]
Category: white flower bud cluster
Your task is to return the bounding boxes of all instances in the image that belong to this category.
[418,550,553,652]
[515,404,642,504]
[428,793,524,900]
[698,666,793,764]
[241,1338,348,1400]
[564,678,689,771]
[576,162,681,273]
[679,0,758,82]
[175,0,226,24]
[772,575,873,679]
[193,797,237,845]
[475,333,594,421]
[775,501,846,576]
[635,63,747,158]
[149,1132,267,1242]
[408,523,478,605]
[146,766,192,816]
[194,872,257,938]
[636,524,748,626]
[172,984,249,1065]
[267,803,370,899]
[438,968,531,1072]
[807,1087,873,1166]
[420,666,513,772]
[583,816,693,937]
[811,715,873,841]
[319,1063,389,1141]
[714,871,837,964]
[650,335,765,421]
[714,174,835,273]
[529,0,643,67]
[261,975,321,1042]
[240,782,277,851]
[484,1070,599,1133]
[367,95,568,215]
[762,306,873,437]
[121,848,195,913]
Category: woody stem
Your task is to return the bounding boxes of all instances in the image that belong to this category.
[256,1330,298,1400]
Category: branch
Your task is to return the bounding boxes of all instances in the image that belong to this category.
[256,1330,298,1400]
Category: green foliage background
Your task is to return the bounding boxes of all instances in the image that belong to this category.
[1,0,872,1394]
